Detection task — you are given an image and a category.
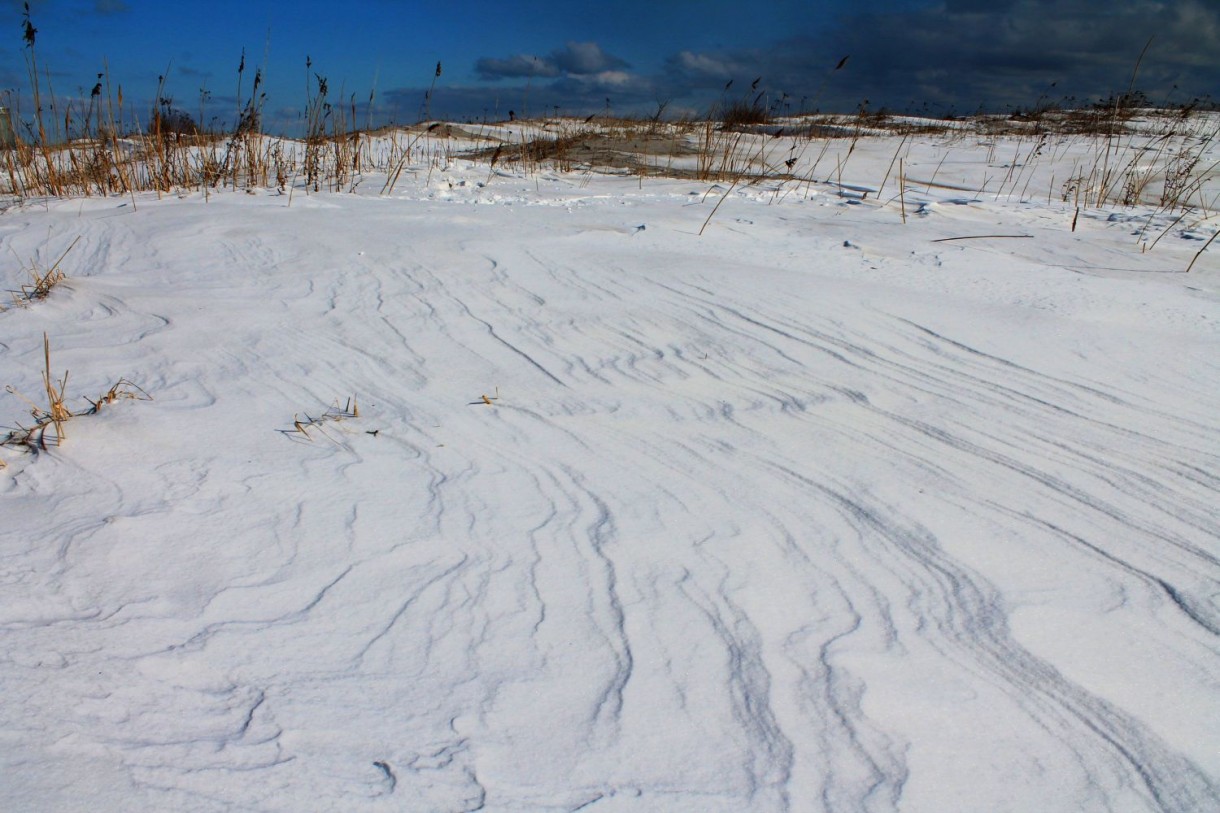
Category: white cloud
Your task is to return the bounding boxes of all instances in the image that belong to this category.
[668,51,737,80]
[476,41,628,81]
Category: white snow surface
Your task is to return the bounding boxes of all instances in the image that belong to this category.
[1,136,1219,812]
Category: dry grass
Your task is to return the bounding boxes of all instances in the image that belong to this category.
[84,378,152,412]
[2,333,149,451]
[1185,228,1218,273]
[8,236,79,307]
[4,333,73,448]
[287,396,360,442]
[719,97,770,130]
[2,48,1213,217]
[1054,113,1219,211]
[0,7,1214,221]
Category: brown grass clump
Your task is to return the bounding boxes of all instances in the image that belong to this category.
[2,333,150,451]
[83,378,152,412]
[9,236,79,307]
[719,97,770,130]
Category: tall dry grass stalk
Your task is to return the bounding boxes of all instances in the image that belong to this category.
[4,333,71,448]
[40,332,71,442]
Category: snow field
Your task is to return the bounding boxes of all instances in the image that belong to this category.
[1,130,1218,811]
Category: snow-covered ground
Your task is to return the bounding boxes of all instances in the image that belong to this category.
[1,129,1218,812]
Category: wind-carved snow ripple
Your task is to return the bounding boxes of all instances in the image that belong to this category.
[462,261,1218,809]
[6,197,1217,811]
[801,468,1215,811]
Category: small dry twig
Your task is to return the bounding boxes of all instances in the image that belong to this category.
[1185,228,1218,273]
[469,386,500,406]
[699,180,740,236]
[931,234,1034,243]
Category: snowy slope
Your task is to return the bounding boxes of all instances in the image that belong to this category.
[1,142,1218,812]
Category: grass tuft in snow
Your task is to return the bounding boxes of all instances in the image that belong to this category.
[2,333,149,452]
[6,235,78,308]
[285,396,360,443]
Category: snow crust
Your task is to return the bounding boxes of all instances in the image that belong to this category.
[1,132,1218,812]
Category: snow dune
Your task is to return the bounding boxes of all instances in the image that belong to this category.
[1,137,1218,812]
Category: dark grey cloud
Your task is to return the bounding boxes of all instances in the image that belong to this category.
[945,0,1019,12]
[383,67,658,124]
[550,41,628,75]
[177,65,212,79]
[475,54,559,80]
[477,41,628,81]
[388,0,1219,124]
[845,0,1218,109]
[93,0,130,15]
[660,0,1220,115]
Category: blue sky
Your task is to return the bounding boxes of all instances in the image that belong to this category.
[2,0,1218,134]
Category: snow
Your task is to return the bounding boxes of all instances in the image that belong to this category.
[1,127,1218,812]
